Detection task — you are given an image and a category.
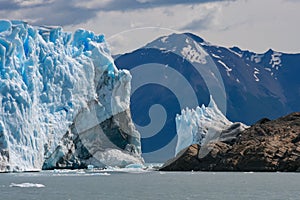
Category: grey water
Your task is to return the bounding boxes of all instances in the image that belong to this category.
[0,169,299,200]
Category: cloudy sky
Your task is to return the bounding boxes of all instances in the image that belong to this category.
[1,0,299,54]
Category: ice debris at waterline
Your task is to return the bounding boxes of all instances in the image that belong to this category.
[0,20,143,172]
[9,183,45,188]
[175,96,248,156]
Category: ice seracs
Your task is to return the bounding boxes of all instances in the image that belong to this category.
[0,20,142,172]
[175,96,248,156]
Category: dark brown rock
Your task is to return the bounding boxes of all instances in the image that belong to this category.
[160,112,300,172]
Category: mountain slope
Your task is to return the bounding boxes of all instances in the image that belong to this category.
[114,33,300,161]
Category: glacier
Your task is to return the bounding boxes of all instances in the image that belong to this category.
[0,20,143,172]
[175,96,248,156]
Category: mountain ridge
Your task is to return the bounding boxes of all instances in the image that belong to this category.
[114,32,300,161]
[115,32,300,124]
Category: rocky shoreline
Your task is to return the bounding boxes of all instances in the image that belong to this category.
[160,112,300,172]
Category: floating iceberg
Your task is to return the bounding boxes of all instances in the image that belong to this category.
[0,20,142,172]
[9,183,45,188]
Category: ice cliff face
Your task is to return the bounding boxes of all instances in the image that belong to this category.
[0,20,142,172]
[175,96,248,156]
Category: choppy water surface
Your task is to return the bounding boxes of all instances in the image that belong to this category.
[0,168,299,200]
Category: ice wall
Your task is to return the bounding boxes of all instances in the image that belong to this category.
[0,20,141,172]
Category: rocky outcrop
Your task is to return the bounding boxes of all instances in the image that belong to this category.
[160,112,300,172]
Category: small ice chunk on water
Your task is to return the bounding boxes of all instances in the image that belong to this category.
[10,183,45,188]
[125,163,145,169]
[87,165,94,170]
[99,172,111,176]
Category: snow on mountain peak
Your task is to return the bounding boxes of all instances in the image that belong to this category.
[253,67,260,82]
[145,33,208,64]
[251,54,263,64]
[180,41,208,64]
[217,60,232,76]
[270,51,282,70]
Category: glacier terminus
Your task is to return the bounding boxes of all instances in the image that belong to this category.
[0,20,143,172]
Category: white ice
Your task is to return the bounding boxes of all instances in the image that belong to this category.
[10,183,45,188]
[0,20,141,172]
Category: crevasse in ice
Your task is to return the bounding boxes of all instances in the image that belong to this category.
[0,20,142,172]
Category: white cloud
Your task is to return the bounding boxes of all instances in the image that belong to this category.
[1,0,299,53]
[198,0,300,53]
[136,0,152,3]
[13,0,50,6]
[64,3,220,37]
[63,3,221,54]
[74,0,115,9]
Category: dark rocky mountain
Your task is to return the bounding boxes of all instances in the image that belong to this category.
[160,112,300,172]
[115,33,300,125]
[114,33,300,162]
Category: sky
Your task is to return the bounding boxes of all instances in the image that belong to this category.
[0,0,300,54]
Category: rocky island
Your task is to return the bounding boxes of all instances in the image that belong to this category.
[160,112,300,172]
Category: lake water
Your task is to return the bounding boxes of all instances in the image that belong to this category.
[0,168,299,200]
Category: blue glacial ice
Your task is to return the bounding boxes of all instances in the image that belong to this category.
[175,96,248,156]
[0,20,142,172]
